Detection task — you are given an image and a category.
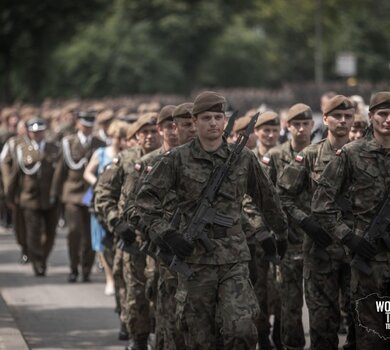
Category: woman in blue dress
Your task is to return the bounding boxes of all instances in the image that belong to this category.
[84,120,127,295]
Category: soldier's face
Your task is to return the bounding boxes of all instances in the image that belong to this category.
[324,108,354,137]
[158,120,178,148]
[136,124,160,151]
[288,119,314,142]
[78,123,93,136]
[173,118,197,145]
[254,125,280,148]
[29,130,45,143]
[193,112,225,141]
[370,108,390,137]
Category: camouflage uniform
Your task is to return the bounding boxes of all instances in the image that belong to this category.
[312,135,390,349]
[277,138,353,350]
[93,146,145,339]
[124,145,186,350]
[135,137,288,350]
[262,140,306,349]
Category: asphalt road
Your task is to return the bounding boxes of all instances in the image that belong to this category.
[0,225,347,349]
[0,226,124,350]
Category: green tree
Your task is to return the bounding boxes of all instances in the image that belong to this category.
[0,0,108,102]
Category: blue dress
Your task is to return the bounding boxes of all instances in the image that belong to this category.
[91,147,112,252]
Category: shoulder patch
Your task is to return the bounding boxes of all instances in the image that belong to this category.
[295,154,304,162]
[261,156,271,165]
[335,149,343,156]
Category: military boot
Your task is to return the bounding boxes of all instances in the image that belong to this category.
[118,322,129,341]
[125,335,148,350]
[272,316,283,350]
[258,333,272,350]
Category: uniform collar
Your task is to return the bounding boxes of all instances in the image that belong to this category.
[191,137,229,162]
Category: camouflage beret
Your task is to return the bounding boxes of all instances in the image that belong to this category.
[97,109,115,124]
[322,95,354,115]
[173,103,193,119]
[233,116,251,133]
[192,91,226,116]
[126,122,139,140]
[287,103,312,122]
[369,91,390,111]
[255,111,280,128]
[135,112,157,133]
[157,105,176,124]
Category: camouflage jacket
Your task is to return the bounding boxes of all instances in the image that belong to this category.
[262,140,309,250]
[94,146,143,232]
[312,135,390,262]
[135,137,287,265]
[277,138,348,261]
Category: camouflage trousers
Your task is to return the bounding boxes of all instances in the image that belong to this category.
[304,252,354,350]
[112,246,126,322]
[154,264,185,350]
[351,259,390,350]
[253,246,271,339]
[280,251,305,350]
[175,262,259,350]
[123,250,151,340]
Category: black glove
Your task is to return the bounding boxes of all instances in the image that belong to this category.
[341,232,377,260]
[276,239,288,260]
[261,236,277,257]
[287,229,302,245]
[300,216,332,248]
[164,230,194,260]
[114,221,136,245]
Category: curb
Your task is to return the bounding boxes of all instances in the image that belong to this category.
[0,292,29,350]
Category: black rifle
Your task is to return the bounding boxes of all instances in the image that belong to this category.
[166,112,259,278]
[350,193,390,275]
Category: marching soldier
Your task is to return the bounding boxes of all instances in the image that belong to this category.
[1,120,29,263]
[14,117,60,276]
[94,113,160,349]
[134,91,288,350]
[50,112,106,282]
[261,103,314,350]
[312,91,390,349]
[247,111,283,349]
[277,95,356,349]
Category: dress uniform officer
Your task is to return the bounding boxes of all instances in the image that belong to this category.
[51,112,106,282]
[15,117,60,276]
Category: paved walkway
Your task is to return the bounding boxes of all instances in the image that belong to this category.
[0,226,124,350]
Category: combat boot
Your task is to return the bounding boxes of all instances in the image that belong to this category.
[125,335,148,350]
[118,322,129,341]
[258,333,272,350]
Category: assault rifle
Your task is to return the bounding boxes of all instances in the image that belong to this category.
[351,193,390,275]
[163,111,259,278]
